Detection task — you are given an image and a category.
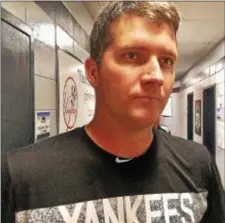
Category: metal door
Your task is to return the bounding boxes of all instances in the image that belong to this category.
[203,86,216,157]
[1,18,34,151]
[187,93,194,140]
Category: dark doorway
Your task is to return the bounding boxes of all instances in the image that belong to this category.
[187,93,194,140]
[1,13,34,151]
[203,85,216,157]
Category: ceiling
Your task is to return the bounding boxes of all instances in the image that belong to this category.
[65,1,225,81]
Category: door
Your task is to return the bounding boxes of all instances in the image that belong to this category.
[1,19,34,151]
[187,93,194,140]
[203,86,216,157]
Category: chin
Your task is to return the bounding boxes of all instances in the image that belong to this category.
[129,110,160,127]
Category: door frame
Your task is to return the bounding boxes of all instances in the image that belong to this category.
[187,92,194,140]
[1,8,35,144]
[203,84,216,157]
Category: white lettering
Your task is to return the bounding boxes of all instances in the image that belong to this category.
[145,194,162,223]
[58,203,83,223]
[163,193,179,223]
[125,195,143,223]
[103,197,124,223]
[85,201,100,223]
[16,192,207,223]
[180,193,195,223]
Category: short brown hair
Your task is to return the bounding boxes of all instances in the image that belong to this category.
[90,1,181,65]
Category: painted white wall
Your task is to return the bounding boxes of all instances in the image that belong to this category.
[161,93,183,137]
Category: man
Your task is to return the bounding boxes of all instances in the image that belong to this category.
[2,2,225,222]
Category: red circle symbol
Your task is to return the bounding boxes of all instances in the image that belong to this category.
[63,77,78,130]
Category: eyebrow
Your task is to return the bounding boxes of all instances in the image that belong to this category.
[118,43,178,60]
[118,43,148,51]
[158,47,178,60]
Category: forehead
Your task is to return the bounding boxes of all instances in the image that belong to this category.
[108,14,178,57]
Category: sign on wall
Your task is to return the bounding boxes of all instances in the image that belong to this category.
[216,94,224,120]
[195,100,201,136]
[217,120,225,149]
[58,50,95,134]
[35,111,51,140]
[162,97,172,117]
[62,77,78,131]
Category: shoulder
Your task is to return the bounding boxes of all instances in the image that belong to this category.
[154,129,214,188]
[1,127,90,211]
[2,127,86,182]
[7,127,84,154]
[154,129,211,165]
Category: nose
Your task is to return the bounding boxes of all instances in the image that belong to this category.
[140,57,164,86]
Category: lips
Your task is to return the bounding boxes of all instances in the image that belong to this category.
[141,96,160,101]
[135,96,162,101]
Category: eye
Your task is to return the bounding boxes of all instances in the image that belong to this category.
[160,57,174,66]
[126,52,137,60]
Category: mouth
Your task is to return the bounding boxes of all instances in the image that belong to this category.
[135,96,162,102]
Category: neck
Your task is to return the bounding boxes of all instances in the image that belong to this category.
[85,108,154,158]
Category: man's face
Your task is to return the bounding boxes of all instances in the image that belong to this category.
[90,14,178,128]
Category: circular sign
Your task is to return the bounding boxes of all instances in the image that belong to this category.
[63,77,78,130]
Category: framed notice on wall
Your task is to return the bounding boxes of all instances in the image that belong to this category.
[35,111,50,140]
[195,100,201,136]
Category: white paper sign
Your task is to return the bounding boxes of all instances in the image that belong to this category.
[162,97,172,117]
[35,111,51,140]
[58,50,95,134]
[217,120,225,149]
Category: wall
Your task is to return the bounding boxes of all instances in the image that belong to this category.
[63,1,94,35]
[1,1,90,141]
[35,1,90,52]
[181,40,225,87]
[2,2,58,138]
[179,66,224,142]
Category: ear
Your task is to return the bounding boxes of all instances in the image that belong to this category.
[85,58,99,88]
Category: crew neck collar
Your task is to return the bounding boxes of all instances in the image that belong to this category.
[81,126,157,164]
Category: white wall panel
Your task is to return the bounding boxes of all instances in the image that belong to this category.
[34,41,56,80]
[35,76,56,110]
[2,2,26,22]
